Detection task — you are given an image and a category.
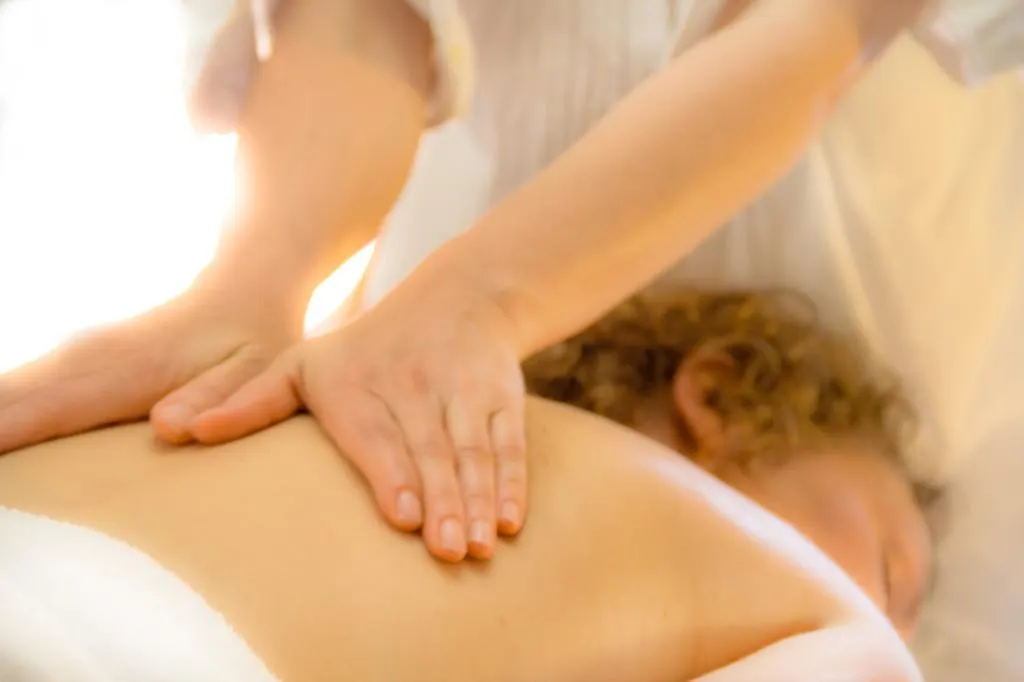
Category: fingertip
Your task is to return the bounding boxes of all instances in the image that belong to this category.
[490,408,528,538]
[497,500,524,536]
[467,543,495,561]
[150,405,196,445]
[187,408,244,444]
[390,489,424,532]
[429,517,468,563]
[153,425,195,446]
[467,519,496,560]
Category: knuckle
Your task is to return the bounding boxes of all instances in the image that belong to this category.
[351,443,418,490]
[453,442,491,465]
[500,478,527,498]
[410,437,453,465]
[424,488,464,518]
[494,440,526,461]
[404,364,433,396]
[374,471,412,495]
[453,372,486,400]
[462,491,495,512]
[359,440,411,473]
[498,463,528,489]
[363,418,403,443]
[495,369,526,396]
[185,381,234,410]
[234,349,275,374]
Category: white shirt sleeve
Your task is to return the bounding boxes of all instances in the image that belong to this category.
[403,0,475,125]
[186,0,474,132]
[913,0,1024,84]
[668,0,1024,86]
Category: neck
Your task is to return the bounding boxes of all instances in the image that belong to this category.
[632,396,689,453]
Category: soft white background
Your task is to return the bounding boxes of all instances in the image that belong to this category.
[0,0,366,372]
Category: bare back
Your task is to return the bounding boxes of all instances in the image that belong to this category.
[0,399,863,681]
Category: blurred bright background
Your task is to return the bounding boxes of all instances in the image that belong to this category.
[0,0,369,372]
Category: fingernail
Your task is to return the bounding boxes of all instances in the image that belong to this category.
[499,501,521,531]
[469,520,490,548]
[396,491,422,527]
[158,404,192,430]
[440,518,466,556]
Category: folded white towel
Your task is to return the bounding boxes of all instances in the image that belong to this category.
[0,507,279,682]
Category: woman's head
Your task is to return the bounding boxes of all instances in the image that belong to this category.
[523,289,937,637]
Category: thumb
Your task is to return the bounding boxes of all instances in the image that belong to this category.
[187,354,303,444]
[150,350,275,445]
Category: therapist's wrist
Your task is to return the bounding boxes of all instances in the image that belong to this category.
[414,235,548,359]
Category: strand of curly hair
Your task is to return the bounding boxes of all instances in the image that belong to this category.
[522,288,917,472]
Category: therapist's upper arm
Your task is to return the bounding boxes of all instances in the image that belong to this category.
[272,0,435,102]
[717,0,926,65]
[719,0,928,102]
[776,0,928,58]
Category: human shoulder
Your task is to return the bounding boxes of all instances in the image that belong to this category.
[519,401,877,675]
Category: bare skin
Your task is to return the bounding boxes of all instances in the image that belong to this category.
[0,398,921,681]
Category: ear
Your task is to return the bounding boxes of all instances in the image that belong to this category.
[671,350,731,460]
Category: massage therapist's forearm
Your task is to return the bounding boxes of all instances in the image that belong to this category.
[436,0,919,355]
[201,0,430,318]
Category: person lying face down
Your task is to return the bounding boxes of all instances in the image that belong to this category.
[0,288,934,682]
[524,289,938,639]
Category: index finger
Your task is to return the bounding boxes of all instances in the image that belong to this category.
[307,385,426,533]
[490,400,527,536]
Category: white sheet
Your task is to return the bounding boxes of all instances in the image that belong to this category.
[0,507,278,682]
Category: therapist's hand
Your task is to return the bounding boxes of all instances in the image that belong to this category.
[187,269,529,563]
[0,272,302,454]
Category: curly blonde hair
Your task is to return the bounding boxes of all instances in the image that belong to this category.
[523,289,917,471]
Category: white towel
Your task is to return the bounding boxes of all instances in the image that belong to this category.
[0,507,279,682]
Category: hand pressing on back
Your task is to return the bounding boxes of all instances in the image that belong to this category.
[187,265,530,563]
[0,268,302,455]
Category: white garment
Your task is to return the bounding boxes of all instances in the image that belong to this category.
[0,506,278,682]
